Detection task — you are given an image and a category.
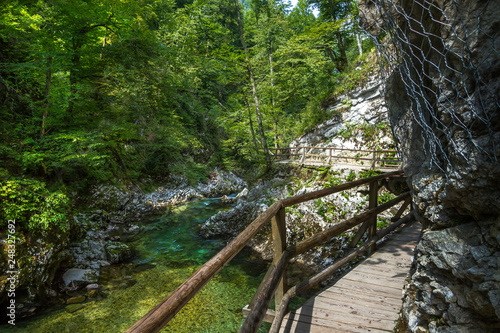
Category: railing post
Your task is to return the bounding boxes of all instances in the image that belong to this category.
[367,180,378,254]
[271,207,287,310]
[300,148,305,163]
[327,148,332,164]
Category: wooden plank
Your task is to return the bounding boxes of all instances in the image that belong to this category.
[302,296,398,319]
[331,279,402,299]
[282,306,395,331]
[281,317,362,333]
[339,271,406,289]
[351,263,411,279]
[360,258,412,270]
[317,288,402,307]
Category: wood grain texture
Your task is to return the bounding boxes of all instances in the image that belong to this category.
[280,221,422,333]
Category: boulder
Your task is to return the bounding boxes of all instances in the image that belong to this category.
[104,242,132,264]
[62,269,99,287]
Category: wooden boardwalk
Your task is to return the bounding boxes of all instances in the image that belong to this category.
[280,221,422,333]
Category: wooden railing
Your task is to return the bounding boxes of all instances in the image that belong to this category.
[269,146,400,169]
[126,170,413,333]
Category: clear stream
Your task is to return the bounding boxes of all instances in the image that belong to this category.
[4,198,270,332]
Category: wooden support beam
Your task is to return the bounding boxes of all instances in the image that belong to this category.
[242,305,276,323]
[391,197,411,222]
[271,207,287,309]
[368,180,378,255]
[371,151,377,169]
[239,252,290,333]
[349,219,371,248]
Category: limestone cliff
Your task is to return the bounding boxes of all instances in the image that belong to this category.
[360,0,500,331]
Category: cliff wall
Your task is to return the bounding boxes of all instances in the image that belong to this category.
[360,0,500,331]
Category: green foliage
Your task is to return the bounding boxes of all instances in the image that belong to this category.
[0,179,69,233]
[377,217,390,229]
[324,171,342,188]
[0,0,378,194]
[359,169,380,179]
[378,192,396,204]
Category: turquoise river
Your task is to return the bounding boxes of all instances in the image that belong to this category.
[2,197,271,332]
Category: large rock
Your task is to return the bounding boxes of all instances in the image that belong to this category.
[104,242,132,264]
[62,269,99,287]
[360,0,500,331]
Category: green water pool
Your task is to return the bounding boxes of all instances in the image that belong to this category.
[3,198,270,332]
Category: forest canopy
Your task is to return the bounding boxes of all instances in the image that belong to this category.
[0,0,373,201]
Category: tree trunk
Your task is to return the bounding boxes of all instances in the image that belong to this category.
[41,57,52,136]
[269,44,279,150]
[234,0,271,169]
[244,93,259,154]
[336,31,348,71]
[356,31,363,56]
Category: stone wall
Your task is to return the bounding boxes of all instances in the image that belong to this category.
[360,0,500,331]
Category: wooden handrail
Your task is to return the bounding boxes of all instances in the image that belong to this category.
[240,192,410,333]
[282,170,402,207]
[268,211,416,333]
[269,146,398,154]
[126,171,407,333]
[126,201,283,333]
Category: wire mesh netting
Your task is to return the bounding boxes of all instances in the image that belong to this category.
[359,0,499,173]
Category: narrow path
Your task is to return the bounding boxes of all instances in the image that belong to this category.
[280,221,422,332]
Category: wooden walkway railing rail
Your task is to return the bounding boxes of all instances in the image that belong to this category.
[126,170,411,333]
[269,146,400,169]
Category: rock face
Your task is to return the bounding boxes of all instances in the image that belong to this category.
[289,70,397,167]
[360,0,500,331]
[291,72,393,151]
[0,228,71,317]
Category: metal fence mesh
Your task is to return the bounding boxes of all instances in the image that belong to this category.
[359,0,499,173]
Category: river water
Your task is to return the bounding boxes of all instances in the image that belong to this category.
[3,198,270,332]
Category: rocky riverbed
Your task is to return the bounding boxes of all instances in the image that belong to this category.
[0,169,247,321]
